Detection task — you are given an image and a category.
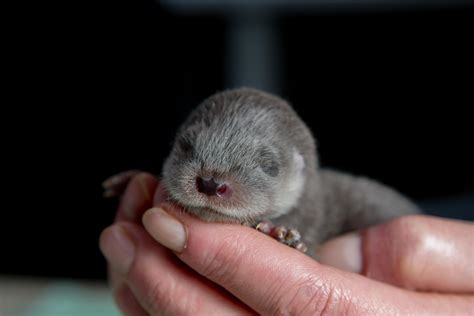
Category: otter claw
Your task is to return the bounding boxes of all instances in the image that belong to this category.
[285,228,302,246]
[271,225,288,242]
[255,221,308,254]
[256,220,273,234]
[294,242,308,253]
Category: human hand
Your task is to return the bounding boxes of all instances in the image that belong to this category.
[99,173,474,315]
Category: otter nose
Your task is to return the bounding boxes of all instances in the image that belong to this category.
[196,177,227,196]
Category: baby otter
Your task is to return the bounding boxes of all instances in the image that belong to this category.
[104,88,419,255]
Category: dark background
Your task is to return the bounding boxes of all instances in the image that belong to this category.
[3,0,473,281]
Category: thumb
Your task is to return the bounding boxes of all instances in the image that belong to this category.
[317,215,474,293]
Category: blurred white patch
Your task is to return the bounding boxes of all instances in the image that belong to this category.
[273,150,305,216]
[423,233,456,257]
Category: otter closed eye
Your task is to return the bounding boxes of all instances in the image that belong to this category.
[259,150,279,177]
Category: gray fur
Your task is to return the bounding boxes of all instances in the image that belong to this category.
[162,87,419,254]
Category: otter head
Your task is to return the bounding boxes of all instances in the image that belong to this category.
[161,88,309,223]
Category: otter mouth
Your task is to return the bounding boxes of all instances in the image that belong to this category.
[167,197,244,223]
[195,205,243,223]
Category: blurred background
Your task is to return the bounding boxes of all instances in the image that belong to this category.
[3,0,473,314]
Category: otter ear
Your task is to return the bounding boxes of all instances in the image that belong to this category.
[292,150,305,175]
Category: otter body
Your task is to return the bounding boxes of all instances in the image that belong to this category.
[161,88,419,253]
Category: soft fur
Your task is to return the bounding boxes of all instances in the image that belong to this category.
[162,87,419,254]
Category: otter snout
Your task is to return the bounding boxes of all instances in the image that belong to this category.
[196,176,230,197]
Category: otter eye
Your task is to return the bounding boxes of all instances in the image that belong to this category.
[259,150,279,177]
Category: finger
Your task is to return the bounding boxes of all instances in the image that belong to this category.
[143,206,474,315]
[110,265,166,316]
[99,223,254,315]
[318,215,474,293]
[101,230,147,315]
[115,172,158,223]
[114,283,149,316]
[103,170,142,198]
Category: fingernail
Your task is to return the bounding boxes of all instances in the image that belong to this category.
[99,225,136,275]
[317,232,362,273]
[142,207,187,253]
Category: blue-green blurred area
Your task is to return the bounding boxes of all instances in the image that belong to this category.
[420,194,474,221]
[0,278,119,316]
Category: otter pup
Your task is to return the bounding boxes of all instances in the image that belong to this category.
[104,88,419,256]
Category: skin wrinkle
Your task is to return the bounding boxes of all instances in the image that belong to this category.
[260,259,323,315]
[339,287,360,316]
[341,283,392,316]
[291,274,333,316]
[315,269,352,316]
[264,280,292,316]
[262,262,299,315]
[319,282,336,316]
[145,276,177,315]
[305,265,415,316]
[324,271,365,316]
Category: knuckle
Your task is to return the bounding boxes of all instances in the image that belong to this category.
[144,277,199,316]
[144,277,175,315]
[268,275,347,316]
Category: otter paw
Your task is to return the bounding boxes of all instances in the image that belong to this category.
[102,169,142,198]
[255,221,308,253]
